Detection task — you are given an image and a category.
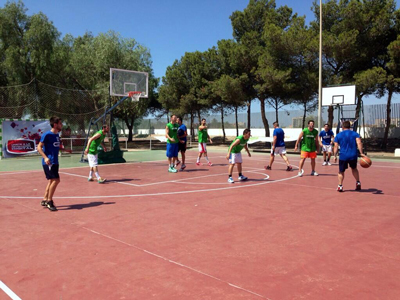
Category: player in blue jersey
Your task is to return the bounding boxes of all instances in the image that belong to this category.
[319,124,335,165]
[37,116,63,211]
[333,121,365,192]
[176,116,187,171]
[265,122,292,171]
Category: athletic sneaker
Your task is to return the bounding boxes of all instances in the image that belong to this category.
[286,166,293,171]
[180,164,186,171]
[41,200,47,207]
[322,161,327,166]
[175,160,181,167]
[88,177,94,182]
[238,175,248,181]
[337,185,343,192]
[311,171,319,176]
[298,171,303,177]
[98,178,106,183]
[356,181,361,191]
[46,200,57,211]
[168,167,178,173]
[228,177,234,184]
[265,165,271,170]
[208,162,213,166]
[327,161,332,166]
[196,162,201,166]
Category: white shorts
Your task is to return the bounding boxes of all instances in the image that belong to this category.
[271,146,286,155]
[322,145,333,153]
[88,153,98,167]
[198,143,207,153]
[229,152,242,164]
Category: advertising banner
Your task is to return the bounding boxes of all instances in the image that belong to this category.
[1,120,51,158]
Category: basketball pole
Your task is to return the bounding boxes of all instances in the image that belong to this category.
[318,0,323,133]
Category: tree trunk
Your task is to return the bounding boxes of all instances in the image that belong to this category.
[355,94,362,120]
[247,100,251,128]
[382,89,392,150]
[327,106,334,127]
[260,98,270,137]
[220,105,226,142]
[235,106,239,136]
[302,102,307,129]
[124,117,134,142]
[275,98,279,123]
[190,112,194,137]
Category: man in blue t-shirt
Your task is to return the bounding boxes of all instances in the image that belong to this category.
[265,122,292,171]
[37,116,63,211]
[333,120,365,192]
[319,124,335,166]
[176,116,187,171]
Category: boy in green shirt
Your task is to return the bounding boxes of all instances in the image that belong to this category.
[226,129,252,183]
[84,125,109,183]
[196,118,213,166]
[294,120,320,176]
[165,114,179,173]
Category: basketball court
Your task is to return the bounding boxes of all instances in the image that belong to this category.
[1,148,400,299]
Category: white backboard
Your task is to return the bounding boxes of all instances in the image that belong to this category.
[110,68,148,97]
[322,85,356,106]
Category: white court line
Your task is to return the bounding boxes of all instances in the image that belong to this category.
[0,171,303,200]
[82,227,269,299]
[59,172,142,187]
[0,280,22,300]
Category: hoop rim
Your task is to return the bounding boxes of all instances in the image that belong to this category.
[128,91,142,102]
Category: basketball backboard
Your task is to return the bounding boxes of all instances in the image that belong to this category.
[322,85,356,106]
[110,68,148,98]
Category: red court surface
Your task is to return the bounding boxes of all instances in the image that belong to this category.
[1,152,400,299]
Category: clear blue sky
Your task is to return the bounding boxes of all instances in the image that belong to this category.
[17,0,399,105]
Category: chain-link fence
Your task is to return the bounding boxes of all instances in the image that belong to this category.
[0,79,108,136]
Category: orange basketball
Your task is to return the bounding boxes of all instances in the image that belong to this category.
[360,156,372,168]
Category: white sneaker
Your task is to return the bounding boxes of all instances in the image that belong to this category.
[238,175,248,181]
[298,169,304,177]
[311,171,319,176]
[322,161,327,166]
[327,161,332,166]
[228,177,234,184]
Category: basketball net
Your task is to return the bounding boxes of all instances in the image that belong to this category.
[128,91,141,102]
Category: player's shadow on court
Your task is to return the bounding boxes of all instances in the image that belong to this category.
[184,169,210,173]
[348,188,384,195]
[57,201,115,210]
[109,178,138,182]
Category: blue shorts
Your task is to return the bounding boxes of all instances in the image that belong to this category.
[166,143,179,158]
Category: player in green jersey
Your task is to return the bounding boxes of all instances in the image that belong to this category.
[165,114,179,173]
[84,125,109,183]
[196,118,213,166]
[226,129,252,183]
[294,120,320,177]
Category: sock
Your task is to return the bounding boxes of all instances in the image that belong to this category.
[197,158,200,163]
[95,172,100,179]
[239,173,242,176]
[89,171,93,178]
[205,156,209,162]
[228,175,232,178]
[170,164,174,168]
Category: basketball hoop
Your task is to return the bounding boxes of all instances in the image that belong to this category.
[128,91,141,102]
